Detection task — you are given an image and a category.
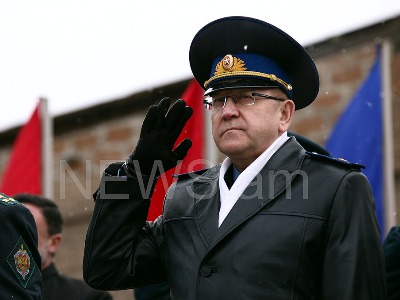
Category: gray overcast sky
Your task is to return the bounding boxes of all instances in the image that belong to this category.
[1,0,400,131]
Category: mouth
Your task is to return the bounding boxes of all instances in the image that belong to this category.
[221,127,242,136]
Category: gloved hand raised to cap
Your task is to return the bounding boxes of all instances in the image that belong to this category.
[124,97,193,177]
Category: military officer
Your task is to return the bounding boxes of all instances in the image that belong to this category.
[83,16,386,299]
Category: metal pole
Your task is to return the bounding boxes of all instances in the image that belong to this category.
[204,108,219,167]
[40,98,54,199]
[382,40,397,234]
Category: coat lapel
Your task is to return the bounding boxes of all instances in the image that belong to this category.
[209,137,306,249]
[193,166,221,247]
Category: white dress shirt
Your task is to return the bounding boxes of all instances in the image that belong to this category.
[218,132,290,227]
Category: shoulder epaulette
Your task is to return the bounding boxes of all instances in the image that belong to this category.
[305,151,365,170]
[173,168,209,180]
[0,192,22,206]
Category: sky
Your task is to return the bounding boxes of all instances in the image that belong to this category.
[1,0,400,131]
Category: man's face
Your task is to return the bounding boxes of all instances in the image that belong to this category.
[23,203,59,270]
[210,88,294,170]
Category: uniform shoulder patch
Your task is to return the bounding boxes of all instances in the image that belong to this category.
[6,237,38,288]
[0,193,22,206]
[305,151,365,170]
[173,168,209,180]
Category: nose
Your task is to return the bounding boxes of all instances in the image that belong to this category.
[220,97,239,119]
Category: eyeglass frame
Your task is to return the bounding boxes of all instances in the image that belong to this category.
[203,91,287,110]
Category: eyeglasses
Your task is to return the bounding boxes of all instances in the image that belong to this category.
[204,92,286,110]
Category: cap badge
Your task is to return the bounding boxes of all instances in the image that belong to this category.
[215,54,247,74]
[204,54,293,92]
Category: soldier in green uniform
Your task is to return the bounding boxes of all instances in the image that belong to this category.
[0,192,43,299]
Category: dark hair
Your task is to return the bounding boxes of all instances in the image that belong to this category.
[13,193,63,235]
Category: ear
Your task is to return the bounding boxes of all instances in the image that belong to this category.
[279,100,295,133]
[48,233,62,256]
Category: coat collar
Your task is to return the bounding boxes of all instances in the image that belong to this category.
[193,137,306,249]
[42,262,58,281]
[192,165,221,246]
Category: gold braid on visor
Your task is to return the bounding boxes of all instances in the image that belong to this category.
[204,71,293,91]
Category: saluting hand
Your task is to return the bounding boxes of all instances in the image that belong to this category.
[125,97,193,177]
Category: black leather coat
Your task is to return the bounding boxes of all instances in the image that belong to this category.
[84,138,386,299]
[43,263,112,300]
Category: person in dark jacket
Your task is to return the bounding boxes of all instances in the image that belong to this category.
[0,192,43,299]
[13,193,112,300]
[134,282,171,300]
[132,131,327,300]
[384,226,400,300]
[83,16,386,299]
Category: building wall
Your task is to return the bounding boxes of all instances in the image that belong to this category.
[0,18,399,300]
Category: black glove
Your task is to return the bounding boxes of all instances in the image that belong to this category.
[125,97,193,177]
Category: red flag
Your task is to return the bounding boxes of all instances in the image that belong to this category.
[147,79,205,221]
[0,102,42,195]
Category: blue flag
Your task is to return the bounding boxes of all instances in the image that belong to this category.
[325,47,384,233]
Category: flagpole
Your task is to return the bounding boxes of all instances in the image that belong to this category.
[382,40,397,233]
[40,98,53,199]
[204,108,218,167]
